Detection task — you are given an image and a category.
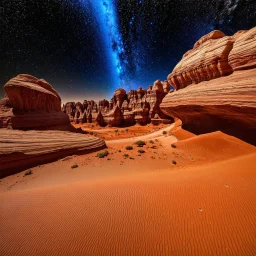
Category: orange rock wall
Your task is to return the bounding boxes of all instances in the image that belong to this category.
[167,28,256,90]
[161,27,256,145]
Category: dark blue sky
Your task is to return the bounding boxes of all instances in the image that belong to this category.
[0,0,255,103]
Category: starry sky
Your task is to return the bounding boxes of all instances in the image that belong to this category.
[0,0,255,103]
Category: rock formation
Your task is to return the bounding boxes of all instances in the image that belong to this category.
[0,129,106,178]
[62,102,76,121]
[0,74,107,177]
[62,82,173,127]
[161,27,256,145]
[168,30,235,90]
[229,28,256,70]
[0,74,71,130]
[62,100,100,124]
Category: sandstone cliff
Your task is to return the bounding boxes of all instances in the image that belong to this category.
[161,27,256,145]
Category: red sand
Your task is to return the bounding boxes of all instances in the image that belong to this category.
[1,125,256,255]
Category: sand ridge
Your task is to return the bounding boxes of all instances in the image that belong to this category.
[0,124,256,255]
[1,153,256,256]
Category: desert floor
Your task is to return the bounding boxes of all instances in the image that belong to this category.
[1,122,256,255]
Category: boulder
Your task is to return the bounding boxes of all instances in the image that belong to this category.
[0,74,71,130]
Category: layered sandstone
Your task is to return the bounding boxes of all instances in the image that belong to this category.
[168,30,234,90]
[229,27,256,70]
[0,129,106,178]
[0,74,71,130]
[62,100,100,124]
[63,82,173,127]
[167,27,256,90]
[161,27,256,145]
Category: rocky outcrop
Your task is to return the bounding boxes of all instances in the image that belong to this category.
[62,102,76,121]
[62,100,100,124]
[74,102,87,124]
[63,82,173,127]
[168,30,233,90]
[99,99,109,113]
[0,95,12,128]
[0,74,71,130]
[100,82,172,126]
[161,27,256,145]
[167,27,256,90]
[113,88,126,108]
[0,129,106,178]
[102,105,124,126]
[229,27,256,71]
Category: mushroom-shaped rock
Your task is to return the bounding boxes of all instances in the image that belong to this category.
[0,74,71,130]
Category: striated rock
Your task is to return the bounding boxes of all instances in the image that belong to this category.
[162,27,256,145]
[4,74,61,111]
[62,82,173,127]
[0,129,106,178]
[92,82,173,127]
[229,27,256,71]
[161,69,256,145]
[168,30,234,90]
[167,27,256,91]
[0,74,71,130]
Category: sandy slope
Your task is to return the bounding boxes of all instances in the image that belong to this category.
[0,125,256,255]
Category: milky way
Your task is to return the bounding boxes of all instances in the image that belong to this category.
[0,0,255,102]
[81,0,128,90]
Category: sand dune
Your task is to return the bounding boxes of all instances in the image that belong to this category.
[107,123,175,145]
[176,131,256,164]
[1,152,256,256]
[0,126,256,255]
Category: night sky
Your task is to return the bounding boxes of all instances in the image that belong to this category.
[0,0,255,103]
